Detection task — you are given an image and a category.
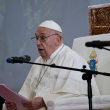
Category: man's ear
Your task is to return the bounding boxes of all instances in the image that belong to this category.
[55,35,61,46]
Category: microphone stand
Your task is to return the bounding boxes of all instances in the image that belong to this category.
[94,47,110,51]
[99,47,110,51]
[23,61,110,110]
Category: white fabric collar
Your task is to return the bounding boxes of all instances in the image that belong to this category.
[43,44,64,62]
[50,43,64,59]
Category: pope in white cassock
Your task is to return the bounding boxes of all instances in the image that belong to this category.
[3,20,100,110]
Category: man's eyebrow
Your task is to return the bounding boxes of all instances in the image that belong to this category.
[35,33,45,36]
[40,33,45,34]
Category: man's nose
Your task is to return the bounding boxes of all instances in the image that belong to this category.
[36,39,41,45]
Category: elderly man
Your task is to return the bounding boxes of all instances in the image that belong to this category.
[4,20,100,110]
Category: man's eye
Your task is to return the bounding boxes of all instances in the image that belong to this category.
[41,37,45,40]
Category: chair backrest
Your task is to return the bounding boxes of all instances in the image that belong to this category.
[72,33,110,95]
[88,3,110,35]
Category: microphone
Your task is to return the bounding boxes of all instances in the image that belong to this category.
[6,55,31,63]
[85,40,110,48]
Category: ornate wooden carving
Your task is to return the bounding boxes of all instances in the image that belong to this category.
[88,3,110,35]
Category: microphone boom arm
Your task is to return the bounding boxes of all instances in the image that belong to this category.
[97,47,110,51]
[24,61,110,76]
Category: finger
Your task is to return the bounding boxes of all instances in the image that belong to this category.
[11,106,17,110]
[11,102,16,106]
[6,106,14,110]
[5,100,10,102]
[22,101,32,107]
[12,108,17,110]
[23,104,33,107]
[22,101,31,104]
[6,104,12,108]
[6,102,16,109]
[27,107,34,110]
[6,102,14,107]
[11,104,17,108]
[5,100,11,104]
[7,107,12,110]
[22,100,27,103]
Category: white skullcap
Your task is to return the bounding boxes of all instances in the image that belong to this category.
[38,20,62,32]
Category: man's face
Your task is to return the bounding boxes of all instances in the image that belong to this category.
[35,27,57,60]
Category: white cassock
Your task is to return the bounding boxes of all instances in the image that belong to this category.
[3,44,100,110]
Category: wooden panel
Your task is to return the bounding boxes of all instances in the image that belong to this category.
[88,3,110,35]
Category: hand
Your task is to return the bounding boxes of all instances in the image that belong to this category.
[5,100,17,110]
[22,97,47,110]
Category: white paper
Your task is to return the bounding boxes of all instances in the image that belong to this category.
[0,84,28,110]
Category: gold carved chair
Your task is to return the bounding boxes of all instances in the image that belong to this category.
[88,3,110,35]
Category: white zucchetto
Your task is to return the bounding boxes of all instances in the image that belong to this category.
[38,20,62,32]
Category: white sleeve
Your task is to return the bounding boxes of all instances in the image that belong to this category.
[2,103,7,110]
[43,92,85,106]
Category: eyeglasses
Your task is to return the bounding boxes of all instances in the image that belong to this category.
[31,34,58,43]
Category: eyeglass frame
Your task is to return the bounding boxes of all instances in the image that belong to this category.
[31,33,58,43]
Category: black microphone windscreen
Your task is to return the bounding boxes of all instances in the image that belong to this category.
[6,55,31,63]
[85,40,110,47]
